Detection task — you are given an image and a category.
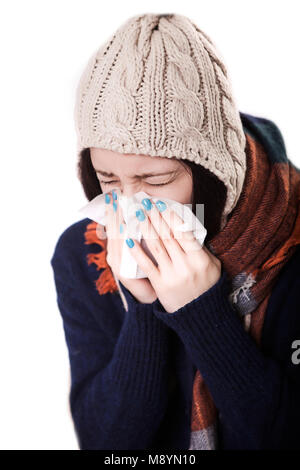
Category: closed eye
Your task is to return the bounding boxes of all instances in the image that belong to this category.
[99,180,173,187]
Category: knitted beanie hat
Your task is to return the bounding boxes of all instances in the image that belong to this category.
[74,13,247,227]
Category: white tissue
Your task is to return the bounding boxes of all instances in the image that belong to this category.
[78,189,207,279]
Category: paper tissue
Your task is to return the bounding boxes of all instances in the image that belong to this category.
[78,190,207,279]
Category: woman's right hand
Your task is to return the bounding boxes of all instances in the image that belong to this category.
[103,189,158,304]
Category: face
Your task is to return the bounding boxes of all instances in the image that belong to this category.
[90,148,193,205]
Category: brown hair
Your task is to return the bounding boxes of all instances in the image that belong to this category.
[77,148,227,242]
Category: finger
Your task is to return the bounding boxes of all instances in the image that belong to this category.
[104,188,123,240]
[158,201,205,255]
[141,197,184,260]
[104,190,114,239]
[111,188,127,240]
[124,236,160,282]
[135,205,172,268]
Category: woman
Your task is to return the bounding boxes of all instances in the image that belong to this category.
[51,13,300,450]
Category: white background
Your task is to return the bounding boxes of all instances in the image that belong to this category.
[0,0,299,450]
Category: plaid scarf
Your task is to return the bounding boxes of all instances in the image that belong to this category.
[83,113,300,450]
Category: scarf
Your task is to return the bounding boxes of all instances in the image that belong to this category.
[83,113,300,450]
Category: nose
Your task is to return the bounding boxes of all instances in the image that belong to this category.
[120,184,142,198]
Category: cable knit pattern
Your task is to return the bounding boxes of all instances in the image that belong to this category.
[74,13,247,225]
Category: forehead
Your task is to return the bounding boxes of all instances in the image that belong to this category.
[90,147,181,173]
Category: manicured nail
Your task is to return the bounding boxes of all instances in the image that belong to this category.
[136,209,145,221]
[112,190,118,200]
[120,223,124,234]
[141,198,152,211]
[113,201,117,212]
[126,238,134,248]
[155,200,167,212]
[105,193,111,204]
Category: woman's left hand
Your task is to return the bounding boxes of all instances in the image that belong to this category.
[127,198,222,313]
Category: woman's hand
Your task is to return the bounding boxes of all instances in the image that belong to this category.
[104,190,158,304]
[125,197,222,313]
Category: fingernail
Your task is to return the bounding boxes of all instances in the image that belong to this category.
[112,190,118,200]
[136,209,145,221]
[126,238,134,248]
[155,200,167,212]
[120,223,124,234]
[141,198,152,211]
[113,201,117,212]
[105,193,111,204]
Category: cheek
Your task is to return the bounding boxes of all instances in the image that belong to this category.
[160,175,193,205]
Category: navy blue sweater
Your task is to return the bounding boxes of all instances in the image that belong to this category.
[50,217,300,450]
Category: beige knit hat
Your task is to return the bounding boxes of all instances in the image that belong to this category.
[74,13,247,228]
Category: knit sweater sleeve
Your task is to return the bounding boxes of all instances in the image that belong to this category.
[50,235,170,450]
[151,267,300,450]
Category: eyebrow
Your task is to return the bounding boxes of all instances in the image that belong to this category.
[94,169,175,178]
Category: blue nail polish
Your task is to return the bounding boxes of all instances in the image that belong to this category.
[126,238,134,248]
[141,198,152,211]
[112,190,118,200]
[105,193,111,204]
[120,223,124,234]
[113,201,117,212]
[155,200,167,212]
[136,209,145,221]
